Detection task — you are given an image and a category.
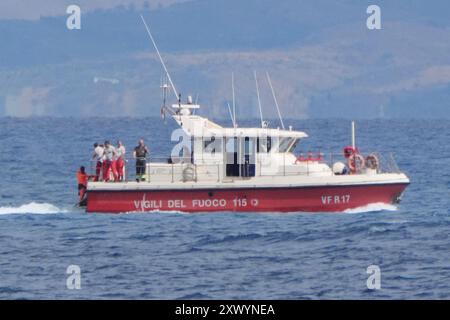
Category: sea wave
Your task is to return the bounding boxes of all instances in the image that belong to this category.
[0,202,67,215]
[343,203,398,214]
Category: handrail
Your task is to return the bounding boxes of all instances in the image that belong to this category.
[86,151,401,183]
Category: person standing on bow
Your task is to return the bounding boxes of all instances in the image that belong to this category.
[133,139,149,182]
[103,140,118,182]
[116,140,126,181]
[92,143,104,181]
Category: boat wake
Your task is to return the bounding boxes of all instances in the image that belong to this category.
[0,202,67,215]
[343,203,398,214]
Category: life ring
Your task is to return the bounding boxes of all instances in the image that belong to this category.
[365,154,379,170]
[348,153,365,173]
[182,164,195,182]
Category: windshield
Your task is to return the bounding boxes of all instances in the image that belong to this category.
[279,137,295,153]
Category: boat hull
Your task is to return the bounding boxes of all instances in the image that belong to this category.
[86,183,408,213]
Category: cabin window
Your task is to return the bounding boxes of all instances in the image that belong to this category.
[244,137,256,158]
[225,137,237,162]
[226,137,239,177]
[257,136,272,153]
[203,136,221,154]
[225,137,236,153]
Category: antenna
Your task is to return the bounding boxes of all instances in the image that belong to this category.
[159,73,175,119]
[254,71,264,128]
[140,14,179,100]
[227,102,236,127]
[351,121,356,149]
[266,72,285,130]
[232,72,237,128]
[161,75,168,110]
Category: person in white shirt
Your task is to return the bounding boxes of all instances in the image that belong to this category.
[116,141,126,181]
[102,141,118,182]
[92,143,104,181]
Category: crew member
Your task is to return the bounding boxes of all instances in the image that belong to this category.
[77,166,89,205]
[92,143,104,181]
[103,141,118,182]
[116,140,126,181]
[133,139,149,182]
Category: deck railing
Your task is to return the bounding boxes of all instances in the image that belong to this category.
[88,152,401,184]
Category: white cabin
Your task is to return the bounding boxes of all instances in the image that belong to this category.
[146,103,333,184]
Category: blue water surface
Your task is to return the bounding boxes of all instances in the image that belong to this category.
[0,117,449,299]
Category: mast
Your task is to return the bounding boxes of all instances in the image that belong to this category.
[160,74,172,118]
[232,72,237,128]
[351,121,356,149]
[254,71,264,128]
[227,102,236,127]
[140,14,179,101]
[266,72,285,130]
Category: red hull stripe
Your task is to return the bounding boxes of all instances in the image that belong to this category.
[86,183,409,213]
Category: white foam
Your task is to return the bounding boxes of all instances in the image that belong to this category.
[0,202,67,215]
[343,202,398,214]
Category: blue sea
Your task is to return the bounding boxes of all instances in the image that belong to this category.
[0,117,449,299]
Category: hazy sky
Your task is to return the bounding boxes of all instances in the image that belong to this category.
[0,0,188,20]
[1,0,449,118]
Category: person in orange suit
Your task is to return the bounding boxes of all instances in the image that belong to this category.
[77,166,89,204]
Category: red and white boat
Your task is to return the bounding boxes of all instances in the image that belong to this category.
[84,101,409,213]
[82,16,409,214]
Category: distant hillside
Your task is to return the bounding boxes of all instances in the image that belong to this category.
[0,0,449,118]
